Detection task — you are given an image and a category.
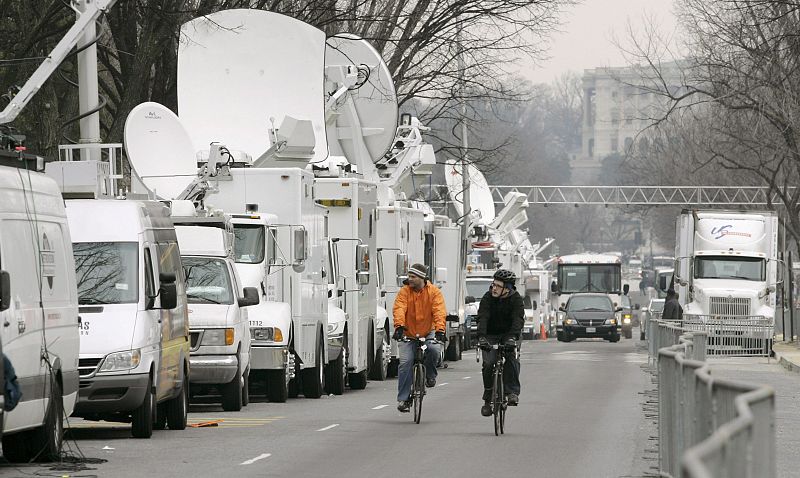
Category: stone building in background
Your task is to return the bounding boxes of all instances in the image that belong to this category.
[571,62,684,184]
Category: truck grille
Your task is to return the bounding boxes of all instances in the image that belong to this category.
[710,297,751,317]
[78,358,102,378]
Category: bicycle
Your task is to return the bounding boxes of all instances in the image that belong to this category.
[479,342,517,436]
[399,335,443,424]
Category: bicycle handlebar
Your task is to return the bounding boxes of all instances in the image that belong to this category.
[397,336,445,345]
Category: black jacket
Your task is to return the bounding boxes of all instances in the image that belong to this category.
[477,289,525,338]
[663,297,683,320]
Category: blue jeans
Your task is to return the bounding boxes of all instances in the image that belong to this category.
[397,333,442,402]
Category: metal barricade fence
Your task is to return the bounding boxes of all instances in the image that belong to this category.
[682,315,773,357]
[652,320,776,478]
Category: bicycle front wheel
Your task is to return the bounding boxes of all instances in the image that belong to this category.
[413,363,425,424]
[493,364,503,436]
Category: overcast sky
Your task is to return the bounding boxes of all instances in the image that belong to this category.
[521,0,679,84]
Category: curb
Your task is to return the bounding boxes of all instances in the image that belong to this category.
[777,354,800,374]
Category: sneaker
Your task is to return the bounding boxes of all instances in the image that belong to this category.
[426,377,436,388]
[507,393,519,406]
[397,400,411,413]
[481,401,492,417]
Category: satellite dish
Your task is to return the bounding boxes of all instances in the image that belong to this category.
[177,10,328,164]
[124,102,197,199]
[325,34,398,163]
[445,160,496,225]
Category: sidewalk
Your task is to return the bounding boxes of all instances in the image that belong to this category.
[773,341,800,374]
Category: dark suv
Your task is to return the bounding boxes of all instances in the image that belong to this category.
[557,293,622,343]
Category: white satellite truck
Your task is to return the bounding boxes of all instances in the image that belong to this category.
[173,215,259,411]
[124,10,332,400]
[0,166,80,462]
[674,210,778,353]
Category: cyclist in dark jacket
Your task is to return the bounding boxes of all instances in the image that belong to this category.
[477,269,524,417]
[662,288,683,320]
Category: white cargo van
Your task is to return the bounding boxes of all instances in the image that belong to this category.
[0,166,80,462]
[175,222,258,411]
[66,199,189,438]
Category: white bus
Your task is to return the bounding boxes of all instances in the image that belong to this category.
[550,254,629,339]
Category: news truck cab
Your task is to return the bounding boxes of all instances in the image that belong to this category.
[66,199,189,438]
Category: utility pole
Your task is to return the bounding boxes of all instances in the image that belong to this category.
[76,0,102,161]
[457,17,471,282]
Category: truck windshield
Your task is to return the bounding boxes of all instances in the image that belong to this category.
[567,296,613,312]
[694,256,765,281]
[182,257,233,304]
[233,224,265,264]
[466,279,492,298]
[73,242,138,304]
[558,264,621,293]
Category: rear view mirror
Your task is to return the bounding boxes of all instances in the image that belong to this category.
[158,272,178,310]
[0,270,10,312]
[532,300,538,311]
[550,281,558,293]
[615,307,624,312]
[293,228,308,264]
[635,304,640,310]
[239,287,260,307]
[465,296,475,304]
[658,275,668,291]
[623,284,630,295]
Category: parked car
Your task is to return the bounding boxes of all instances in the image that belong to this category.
[557,293,622,343]
[640,298,665,340]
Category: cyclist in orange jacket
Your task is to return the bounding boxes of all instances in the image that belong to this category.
[392,263,446,412]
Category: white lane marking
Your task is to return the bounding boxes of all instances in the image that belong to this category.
[317,424,340,431]
[438,382,449,386]
[241,453,271,465]
[372,404,388,410]
[462,376,471,379]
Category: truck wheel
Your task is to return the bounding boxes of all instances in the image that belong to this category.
[166,376,188,429]
[348,370,368,389]
[301,339,325,398]
[556,331,565,342]
[132,377,155,438]
[29,376,64,461]
[369,333,389,381]
[446,335,462,361]
[1,430,33,462]
[609,335,620,343]
[324,349,346,395]
[266,369,288,403]
[222,363,244,411]
[242,369,250,406]
[386,358,399,378]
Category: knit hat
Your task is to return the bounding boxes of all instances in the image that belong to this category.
[408,263,428,279]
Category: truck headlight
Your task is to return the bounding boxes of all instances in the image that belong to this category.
[251,327,283,342]
[202,328,235,346]
[100,349,141,372]
[604,318,617,325]
[564,318,576,325]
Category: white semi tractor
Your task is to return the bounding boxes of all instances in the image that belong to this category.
[674,210,778,351]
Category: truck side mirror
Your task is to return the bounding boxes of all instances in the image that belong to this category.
[356,244,370,286]
[0,270,10,312]
[238,287,260,307]
[658,275,668,291]
[615,306,624,312]
[465,295,475,304]
[635,303,640,310]
[396,253,408,286]
[158,272,178,310]
[293,228,308,264]
[623,284,630,295]
[559,305,566,312]
[532,300,538,311]
[550,280,558,294]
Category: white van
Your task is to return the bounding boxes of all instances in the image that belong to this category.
[0,166,80,462]
[66,199,189,438]
[174,223,258,411]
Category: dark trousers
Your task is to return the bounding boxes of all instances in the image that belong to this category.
[481,336,521,399]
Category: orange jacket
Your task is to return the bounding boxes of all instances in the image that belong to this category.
[393,282,446,337]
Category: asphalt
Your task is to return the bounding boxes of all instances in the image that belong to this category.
[0,337,655,478]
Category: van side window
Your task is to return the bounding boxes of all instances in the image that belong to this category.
[144,248,154,300]
[156,242,186,339]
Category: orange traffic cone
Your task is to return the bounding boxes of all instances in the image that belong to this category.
[540,323,547,340]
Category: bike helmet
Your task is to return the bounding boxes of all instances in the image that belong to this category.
[493,269,516,284]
